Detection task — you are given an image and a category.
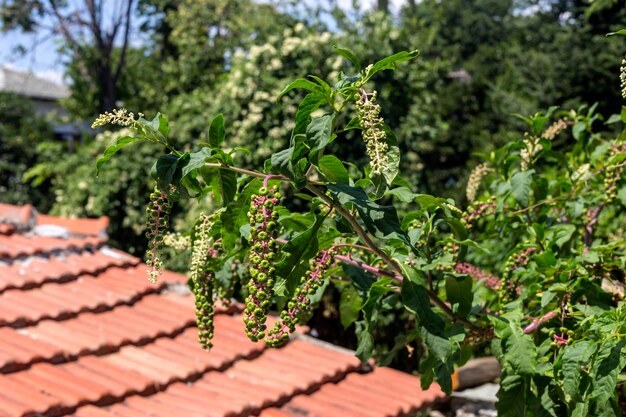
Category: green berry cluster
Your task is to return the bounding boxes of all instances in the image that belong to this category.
[604,143,626,203]
[462,197,496,229]
[145,185,174,283]
[244,185,280,342]
[265,245,338,347]
[190,213,219,350]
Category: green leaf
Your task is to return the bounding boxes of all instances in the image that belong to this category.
[220,178,262,251]
[362,277,394,323]
[306,114,335,157]
[419,326,452,363]
[293,93,326,137]
[572,122,586,140]
[497,374,527,417]
[401,279,445,335]
[333,46,361,71]
[355,320,374,361]
[562,341,595,403]
[212,168,237,207]
[505,328,537,375]
[157,113,169,138]
[385,187,417,203]
[621,107,626,124]
[511,169,534,207]
[275,215,324,297]
[339,284,362,329]
[151,153,180,189]
[208,114,225,147]
[328,183,411,246]
[607,29,626,36]
[445,274,473,317]
[365,50,420,79]
[96,136,139,176]
[278,78,323,98]
[317,155,349,184]
[591,339,625,409]
[182,148,212,178]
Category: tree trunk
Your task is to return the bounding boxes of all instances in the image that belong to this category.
[98,65,117,113]
[377,0,389,13]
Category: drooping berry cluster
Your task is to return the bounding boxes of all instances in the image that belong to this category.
[145,185,174,283]
[603,143,626,203]
[190,213,219,350]
[455,262,501,290]
[356,89,388,175]
[462,197,496,228]
[466,163,493,203]
[244,185,280,342]
[265,245,338,347]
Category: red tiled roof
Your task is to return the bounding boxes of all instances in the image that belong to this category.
[0,204,445,417]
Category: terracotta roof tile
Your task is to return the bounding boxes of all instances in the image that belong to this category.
[0,204,445,417]
[36,214,109,237]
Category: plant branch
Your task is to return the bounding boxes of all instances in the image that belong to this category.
[203,162,289,182]
[305,183,403,276]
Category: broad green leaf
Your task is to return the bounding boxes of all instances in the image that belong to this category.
[365,50,420,79]
[212,168,237,207]
[401,279,445,335]
[157,113,169,138]
[293,93,326,137]
[562,341,595,403]
[220,178,262,250]
[306,114,335,156]
[150,153,180,189]
[328,183,411,246]
[355,320,374,361]
[208,114,225,147]
[361,277,394,323]
[275,215,324,297]
[339,284,362,328]
[96,136,139,176]
[333,46,361,71]
[511,169,534,207]
[505,328,537,375]
[278,78,322,98]
[182,148,212,178]
[591,339,625,409]
[497,374,527,417]
[445,274,473,317]
[317,155,349,184]
[607,29,626,36]
[419,326,452,363]
[385,187,418,203]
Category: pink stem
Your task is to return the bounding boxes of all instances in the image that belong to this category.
[523,311,557,334]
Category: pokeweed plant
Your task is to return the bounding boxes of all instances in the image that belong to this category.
[94,46,626,416]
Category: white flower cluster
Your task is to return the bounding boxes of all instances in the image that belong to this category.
[163,232,192,251]
[190,213,215,285]
[621,57,626,100]
[466,163,493,202]
[92,108,142,129]
[356,90,388,174]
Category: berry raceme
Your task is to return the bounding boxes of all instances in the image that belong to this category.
[265,245,338,347]
[145,185,175,284]
[244,185,281,342]
[190,213,219,350]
